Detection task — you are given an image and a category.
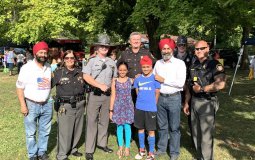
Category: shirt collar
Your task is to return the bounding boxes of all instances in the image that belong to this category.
[33,59,49,72]
[161,56,176,64]
[64,67,79,75]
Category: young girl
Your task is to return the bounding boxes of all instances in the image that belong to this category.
[110,62,134,159]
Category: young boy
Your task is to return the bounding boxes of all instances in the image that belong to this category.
[134,55,160,160]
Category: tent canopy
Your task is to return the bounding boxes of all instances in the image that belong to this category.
[244,38,255,45]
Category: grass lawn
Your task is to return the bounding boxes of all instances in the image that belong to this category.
[0,68,254,160]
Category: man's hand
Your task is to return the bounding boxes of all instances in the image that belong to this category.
[109,112,113,121]
[21,105,29,116]
[99,84,108,92]
[183,103,190,116]
[135,74,141,78]
[192,82,202,93]
[155,74,165,83]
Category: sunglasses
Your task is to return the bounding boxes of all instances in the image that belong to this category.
[64,57,75,60]
[177,44,186,47]
[195,47,207,51]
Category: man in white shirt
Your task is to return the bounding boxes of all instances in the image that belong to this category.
[16,41,52,160]
[153,38,186,160]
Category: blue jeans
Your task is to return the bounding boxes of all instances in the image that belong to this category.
[24,100,52,158]
[157,93,181,156]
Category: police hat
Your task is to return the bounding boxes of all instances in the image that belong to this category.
[93,34,113,46]
[177,36,187,44]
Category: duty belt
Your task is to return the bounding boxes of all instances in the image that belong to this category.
[57,95,85,104]
[193,93,216,99]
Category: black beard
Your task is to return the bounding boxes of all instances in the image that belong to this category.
[36,55,47,64]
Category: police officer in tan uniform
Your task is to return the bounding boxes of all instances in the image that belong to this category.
[83,34,117,160]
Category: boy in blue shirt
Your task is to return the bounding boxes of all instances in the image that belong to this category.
[134,56,161,160]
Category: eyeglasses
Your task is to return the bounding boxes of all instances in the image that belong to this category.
[177,44,186,47]
[195,47,207,51]
[64,57,75,60]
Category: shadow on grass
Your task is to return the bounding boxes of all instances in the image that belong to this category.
[213,80,255,159]
[180,114,196,158]
[48,121,57,154]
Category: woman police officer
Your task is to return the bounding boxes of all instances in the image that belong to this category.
[52,50,85,160]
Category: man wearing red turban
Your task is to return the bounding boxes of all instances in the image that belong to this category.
[153,38,186,160]
[17,41,52,160]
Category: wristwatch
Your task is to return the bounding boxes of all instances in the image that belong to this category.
[109,110,114,112]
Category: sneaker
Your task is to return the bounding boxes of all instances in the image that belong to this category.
[135,151,146,160]
[146,153,155,160]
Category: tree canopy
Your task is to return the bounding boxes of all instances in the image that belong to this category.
[0,0,254,66]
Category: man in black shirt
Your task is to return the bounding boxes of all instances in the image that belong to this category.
[117,32,156,79]
[187,40,226,160]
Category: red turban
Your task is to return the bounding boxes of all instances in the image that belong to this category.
[33,41,49,55]
[158,38,176,51]
[140,55,152,66]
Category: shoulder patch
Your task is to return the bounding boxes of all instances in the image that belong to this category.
[216,64,224,72]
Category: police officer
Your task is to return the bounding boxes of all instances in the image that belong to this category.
[188,40,226,160]
[117,32,156,79]
[174,36,194,147]
[52,50,85,160]
[117,32,156,103]
[83,34,117,160]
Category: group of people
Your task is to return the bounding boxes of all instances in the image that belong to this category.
[16,32,226,160]
[2,47,33,75]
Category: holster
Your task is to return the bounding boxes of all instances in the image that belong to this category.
[85,82,93,93]
[93,87,111,96]
[54,101,60,112]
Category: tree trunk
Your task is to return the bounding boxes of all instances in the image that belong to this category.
[143,14,160,59]
[241,26,250,69]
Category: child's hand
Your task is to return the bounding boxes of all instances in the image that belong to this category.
[135,74,141,78]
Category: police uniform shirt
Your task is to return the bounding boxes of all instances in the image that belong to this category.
[117,48,156,78]
[82,56,117,87]
[52,67,85,97]
[190,59,225,97]
[174,50,193,79]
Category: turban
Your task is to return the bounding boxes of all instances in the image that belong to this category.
[158,38,176,51]
[140,55,152,66]
[33,41,49,55]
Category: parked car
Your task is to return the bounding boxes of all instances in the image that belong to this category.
[210,49,239,68]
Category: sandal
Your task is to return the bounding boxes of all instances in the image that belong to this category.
[117,148,123,159]
[124,148,130,157]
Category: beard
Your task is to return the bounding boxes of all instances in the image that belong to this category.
[161,52,172,61]
[35,55,48,64]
